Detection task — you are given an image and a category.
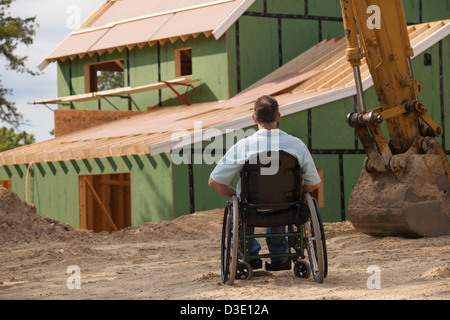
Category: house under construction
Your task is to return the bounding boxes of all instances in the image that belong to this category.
[0,0,449,233]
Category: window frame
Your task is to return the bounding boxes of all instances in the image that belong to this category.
[174,47,193,77]
[84,59,125,93]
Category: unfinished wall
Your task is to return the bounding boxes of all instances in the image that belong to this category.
[0,153,176,230]
[227,0,450,96]
[56,34,229,112]
[158,34,229,105]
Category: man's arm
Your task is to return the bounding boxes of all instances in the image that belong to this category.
[302,182,321,193]
[208,177,236,198]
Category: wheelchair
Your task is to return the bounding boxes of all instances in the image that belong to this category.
[221,151,328,285]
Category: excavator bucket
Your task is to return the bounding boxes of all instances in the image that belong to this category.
[349,153,450,237]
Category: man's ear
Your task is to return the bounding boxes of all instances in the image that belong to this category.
[277,112,281,122]
[252,114,257,123]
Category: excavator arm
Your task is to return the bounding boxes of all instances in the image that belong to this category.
[339,0,450,237]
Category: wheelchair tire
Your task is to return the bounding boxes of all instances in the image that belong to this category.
[220,203,231,284]
[220,196,240,285]
[294,260,311,279]
[236,261,253,281]
[312,197,328,278]
[304,193,325,284]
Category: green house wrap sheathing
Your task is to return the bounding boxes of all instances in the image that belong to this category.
[57,34,229,111]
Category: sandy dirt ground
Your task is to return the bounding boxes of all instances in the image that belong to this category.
[0,186,449,300]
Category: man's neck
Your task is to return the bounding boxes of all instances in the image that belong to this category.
[258,123,278,130]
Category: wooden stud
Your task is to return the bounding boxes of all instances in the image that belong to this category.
[78,176,87,229]
[116,174,125,229]
[86,175,95,230]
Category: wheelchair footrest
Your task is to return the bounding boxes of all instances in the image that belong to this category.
[245,259,263,270]
[265,259,291,271]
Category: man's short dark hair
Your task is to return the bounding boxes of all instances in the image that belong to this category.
[254,95,279,124]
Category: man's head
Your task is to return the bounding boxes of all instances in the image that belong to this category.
[253,95,280,128]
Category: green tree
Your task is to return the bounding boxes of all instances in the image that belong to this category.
[0,126,35,151]
[0,0,38,126]
[97,71,124,91]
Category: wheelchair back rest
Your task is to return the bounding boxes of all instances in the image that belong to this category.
[240,150,302,207]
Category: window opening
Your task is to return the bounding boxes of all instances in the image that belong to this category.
[85,59,125,93]
[175,48,192,77]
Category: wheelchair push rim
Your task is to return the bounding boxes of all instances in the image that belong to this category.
[304,193,325,284]
[312,195,328,278]
[220,196,239,285]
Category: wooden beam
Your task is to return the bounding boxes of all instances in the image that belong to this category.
[28,78,200,104]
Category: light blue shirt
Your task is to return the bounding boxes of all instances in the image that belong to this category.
[210,129,321,196]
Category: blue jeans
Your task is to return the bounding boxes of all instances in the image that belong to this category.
[246,226,289,264]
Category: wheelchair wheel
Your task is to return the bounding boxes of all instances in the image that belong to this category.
[220,196,239,285]
[303,193,325,283]
[312,196,328,278]
[294,260,311,279]
[236,261,253,281]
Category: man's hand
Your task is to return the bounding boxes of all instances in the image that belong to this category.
[302,182,321,193]
[208,178,236,198]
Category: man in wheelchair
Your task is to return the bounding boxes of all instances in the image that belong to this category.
[208,95,322,276]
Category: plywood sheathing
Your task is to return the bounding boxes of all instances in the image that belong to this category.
[54,109,148,137]
[43,0,252,65]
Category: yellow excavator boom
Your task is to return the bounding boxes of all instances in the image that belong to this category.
[340,0,450,237]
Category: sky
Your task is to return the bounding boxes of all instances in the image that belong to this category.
[0,0,105,142]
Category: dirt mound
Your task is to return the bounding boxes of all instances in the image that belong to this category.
[0,186,224,245]
[421,265,450,278]
[0,186,79,244]
[112,209,223,243]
